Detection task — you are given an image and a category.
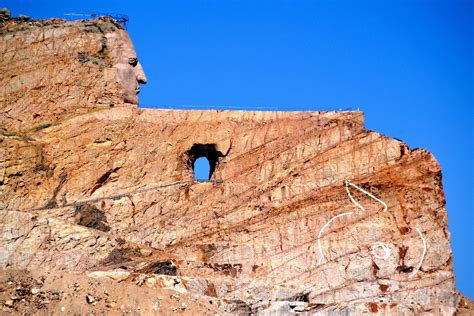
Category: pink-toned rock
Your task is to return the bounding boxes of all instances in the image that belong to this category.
[87,270,131,282]
[1,13,471,315]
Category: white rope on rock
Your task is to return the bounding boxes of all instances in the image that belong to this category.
[409,227,427,278]
[371,241,391,260]
[316,180,388,265]
[345,180,388,213]
[317,211,353,265]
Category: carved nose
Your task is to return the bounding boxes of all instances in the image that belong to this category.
[136,62,147,84]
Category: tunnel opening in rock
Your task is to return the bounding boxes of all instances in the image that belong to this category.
[194,157,211,181]
[186,144,223,181]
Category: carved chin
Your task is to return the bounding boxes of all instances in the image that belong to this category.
[124,90,138,105]
[116,68,139,105]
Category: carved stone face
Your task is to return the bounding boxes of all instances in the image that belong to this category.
[106,30,147,105]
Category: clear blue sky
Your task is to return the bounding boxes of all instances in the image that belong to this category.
[6,0,472,298]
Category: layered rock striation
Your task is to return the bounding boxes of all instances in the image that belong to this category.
[1,11,471,315]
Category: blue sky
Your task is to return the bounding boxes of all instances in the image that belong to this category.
[6,0,472,298]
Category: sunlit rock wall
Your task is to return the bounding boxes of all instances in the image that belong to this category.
[0,13,465,315]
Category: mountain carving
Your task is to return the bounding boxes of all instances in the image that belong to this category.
[1,11,472,315]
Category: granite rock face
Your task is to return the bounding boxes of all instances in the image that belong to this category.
[1,14,127,133]
[0,14,471,315]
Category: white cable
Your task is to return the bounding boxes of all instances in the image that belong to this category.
[345,180,365,212]
[345,180,388,212]
[317,212,353,265]
[371,242,391,260]
[409,227,427,278]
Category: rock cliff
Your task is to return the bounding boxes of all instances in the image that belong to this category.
[1,11,472,315]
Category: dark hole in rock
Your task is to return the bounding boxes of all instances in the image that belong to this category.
[228,300,252,314]
[204,263,242,277]
[285,292,310,303]
[101,246,141,266]
[186,144,223,181]
[399,226,411,235]
[138,260,177,276]
[74,203,110,232]
[397,266,414,273]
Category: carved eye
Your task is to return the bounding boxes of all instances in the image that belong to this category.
[128,58,138,67]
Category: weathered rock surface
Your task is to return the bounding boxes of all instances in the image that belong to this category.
[1,13,472,315]
[1,13,126,133]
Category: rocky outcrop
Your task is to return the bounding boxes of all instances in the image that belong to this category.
[1,12,471,315]
[0,12,129,133]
